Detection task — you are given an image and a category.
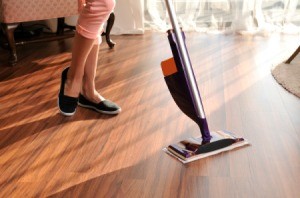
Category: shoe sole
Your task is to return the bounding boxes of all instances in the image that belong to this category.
[78,102,121,115]
[57,97,76,117]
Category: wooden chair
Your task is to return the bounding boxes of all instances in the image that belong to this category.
[0,0,115,66]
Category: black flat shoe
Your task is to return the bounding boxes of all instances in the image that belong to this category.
[78,94,121,115]
[58,67,78,116]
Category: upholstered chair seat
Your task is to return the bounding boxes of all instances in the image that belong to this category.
[0,0,78,24]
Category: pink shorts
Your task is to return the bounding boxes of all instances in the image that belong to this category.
[76,0,115,44]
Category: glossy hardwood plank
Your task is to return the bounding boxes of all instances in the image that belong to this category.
[0,32,299,197]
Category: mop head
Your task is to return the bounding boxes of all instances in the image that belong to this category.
[163,130,249,164]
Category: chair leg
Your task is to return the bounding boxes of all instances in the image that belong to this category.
[285,46,300,64]
[105,12,116,49]
[57,17,75,34]
[2,23,18,66]
[57,17,65,35]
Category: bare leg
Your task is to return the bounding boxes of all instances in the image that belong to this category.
[81,41,105,103]
[59,0,118,115]
[78,38,121,114]
[64,32,95,97]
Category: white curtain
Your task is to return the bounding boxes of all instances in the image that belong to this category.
[144,0,300,34]
[111,0,145,35]
[46,0,300,35]
[45,0,145,35]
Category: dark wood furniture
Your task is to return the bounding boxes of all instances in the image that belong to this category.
[0,18,75,66]
[285,45,300,64]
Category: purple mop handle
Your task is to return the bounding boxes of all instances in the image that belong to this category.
[165,0,211,141]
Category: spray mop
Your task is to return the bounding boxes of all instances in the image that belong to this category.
[161,0,249,163]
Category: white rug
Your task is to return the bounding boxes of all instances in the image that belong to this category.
[272,53,300,98]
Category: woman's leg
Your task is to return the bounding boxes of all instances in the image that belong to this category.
[64,32,95,98]
[59,0,117,115]
[79,31,121,115]
[57,31,96,116]
[81,39,105,103]
[63,0,115,98]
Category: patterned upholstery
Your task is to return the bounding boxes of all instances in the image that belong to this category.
[0,0,80,24]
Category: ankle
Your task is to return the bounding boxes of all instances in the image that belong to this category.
[64,78,81,98]
[81,86,94,98]
[81,91,97,102]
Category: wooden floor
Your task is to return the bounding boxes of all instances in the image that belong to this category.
[0,32,299,197]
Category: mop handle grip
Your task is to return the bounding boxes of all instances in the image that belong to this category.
[164,0,206,119]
